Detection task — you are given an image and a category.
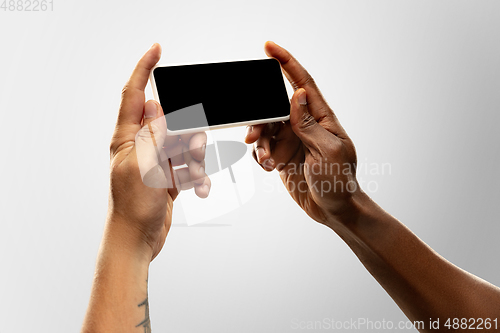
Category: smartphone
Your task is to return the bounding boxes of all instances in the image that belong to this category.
[150,58,290,134]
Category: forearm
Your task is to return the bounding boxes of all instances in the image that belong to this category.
[81,216,153,333]
[328,192,500,332]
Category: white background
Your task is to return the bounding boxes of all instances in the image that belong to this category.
[1,0,499,332]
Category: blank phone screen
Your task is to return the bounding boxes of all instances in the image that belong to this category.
[152,58,290,131]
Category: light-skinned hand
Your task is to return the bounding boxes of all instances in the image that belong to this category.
[109,43,210,261]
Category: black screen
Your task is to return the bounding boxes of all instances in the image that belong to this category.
[152,58,290,131]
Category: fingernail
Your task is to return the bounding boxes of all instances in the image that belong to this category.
[199,166,205,175]
[256,147,265,162]
[203,184,210,194]
[201,144,206,153]
[298,89,307,106]
[246,126,253,137]
[144,101,158,119]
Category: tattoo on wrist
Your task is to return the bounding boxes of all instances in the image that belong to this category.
[136,297,151,332]
[136,278,151,333]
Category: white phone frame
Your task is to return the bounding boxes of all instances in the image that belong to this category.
[149,59,291,136]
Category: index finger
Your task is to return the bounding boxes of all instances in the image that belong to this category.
[264,41,318,92]
[264,41,331,118]
[264,41,348,137]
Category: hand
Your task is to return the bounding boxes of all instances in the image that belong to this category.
[245,42,359,225]
[108,44,210,261]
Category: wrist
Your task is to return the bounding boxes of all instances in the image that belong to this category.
[102,212,155,265]
[83,214,151,333]
[322,189,404,264]
[323,190,374,233]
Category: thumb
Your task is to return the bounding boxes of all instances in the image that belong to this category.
[139,100,167,152]
[135,100,172,188]
[290,88,331,154]
[142,99,164,127]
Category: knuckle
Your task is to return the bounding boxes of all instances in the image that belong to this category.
[316,105,333,119]
[109,141,117,155]
[120,84,130,98]
[109,130,120,154]
[120,84,141,104]
[135,125,151,141]
[298,112,316,132]
[109,134,133,157]
[291,74,315,90]
[135,123,161,144]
